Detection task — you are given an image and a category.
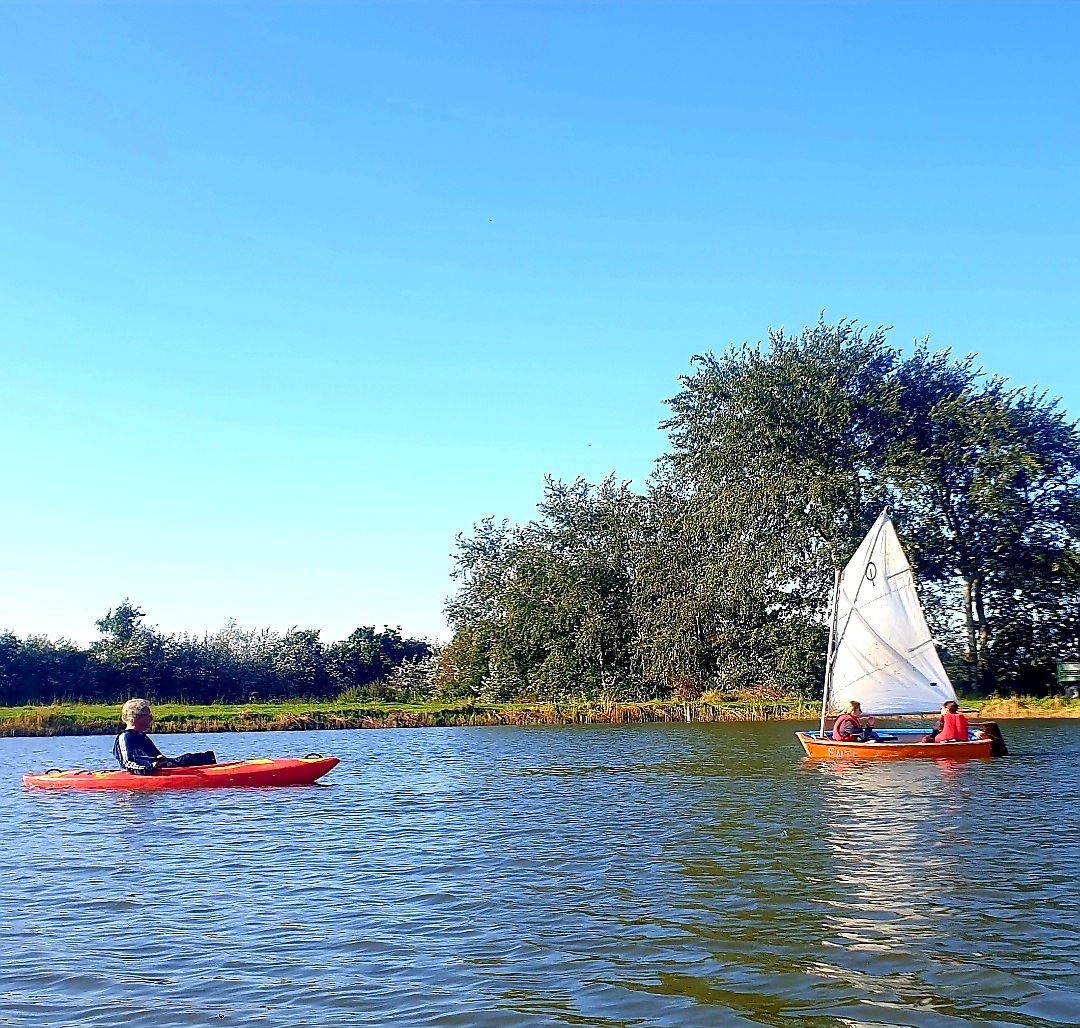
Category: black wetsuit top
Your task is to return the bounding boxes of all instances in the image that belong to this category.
[113,730,163,775]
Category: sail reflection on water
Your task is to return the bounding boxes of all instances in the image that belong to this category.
[802,758,1029,1020]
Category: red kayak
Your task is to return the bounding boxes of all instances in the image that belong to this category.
[23,755,339,790]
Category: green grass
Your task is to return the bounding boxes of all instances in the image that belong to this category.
[4,692,1073,737]
[0,699,475,735]
[0,695,821,736]
[963,694,1080,718]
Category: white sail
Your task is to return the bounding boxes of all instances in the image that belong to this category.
[826,511,957,716]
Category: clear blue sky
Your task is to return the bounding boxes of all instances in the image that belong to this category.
[1,2,1077,645]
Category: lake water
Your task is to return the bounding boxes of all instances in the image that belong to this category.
[2,720,1078,1028]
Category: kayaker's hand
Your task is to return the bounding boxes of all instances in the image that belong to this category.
[867,717,876,728]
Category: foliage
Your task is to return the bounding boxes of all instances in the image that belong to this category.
[445,317,1080,700]
[446,476,647,702]
[885,362,1080,691]
[0,633,90,707]
[0,602,434,705]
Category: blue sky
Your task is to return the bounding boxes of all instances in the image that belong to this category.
[1,2,1077,645]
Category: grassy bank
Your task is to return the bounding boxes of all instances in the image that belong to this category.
[0,696,820,737]
[961,695,1080,718]
[2,694,1076,738]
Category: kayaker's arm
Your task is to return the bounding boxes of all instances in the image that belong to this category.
[113,730,165,775]
[118,754,156,775]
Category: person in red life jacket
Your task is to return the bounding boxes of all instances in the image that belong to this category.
[926,700,970,743]
[924,699,969,742]
[925,701,949,742]
[831,700,877,742]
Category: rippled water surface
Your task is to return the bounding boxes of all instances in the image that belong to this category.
[2,721,1078,1027]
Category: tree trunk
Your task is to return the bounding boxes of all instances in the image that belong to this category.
[963,576,979,693]
[974,575,991,693]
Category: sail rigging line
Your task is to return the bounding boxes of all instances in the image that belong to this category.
[820,511,889,717]
[835,606,933,708]
[828,510,957,716]
[820,568,841,734]
[832,510,890,658]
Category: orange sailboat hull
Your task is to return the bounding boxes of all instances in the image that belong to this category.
[796,732,993,761]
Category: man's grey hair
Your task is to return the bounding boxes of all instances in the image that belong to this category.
[121,698,151,725]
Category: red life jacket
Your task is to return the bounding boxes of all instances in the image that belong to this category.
[937,710,969,742]
[831,712,863,741]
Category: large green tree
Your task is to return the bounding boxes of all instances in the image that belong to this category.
[445,317,1080,699]
[655,320,899,694]
[662,321,1080,695]
[91,600,166,698]
[886,358,1080,691]
[446,476,645,700]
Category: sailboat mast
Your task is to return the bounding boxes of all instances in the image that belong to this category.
[820,568,841,735]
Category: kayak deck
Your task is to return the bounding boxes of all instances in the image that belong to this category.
[23,756,339,790]
[796,729,993,760]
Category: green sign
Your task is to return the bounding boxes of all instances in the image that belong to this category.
[1057,661,1080,683]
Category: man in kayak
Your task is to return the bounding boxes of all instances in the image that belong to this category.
[831,700,878,742]
[114,698,216,775]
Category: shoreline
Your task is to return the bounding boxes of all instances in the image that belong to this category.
[0,699,818,737]
[1,695,1077,738]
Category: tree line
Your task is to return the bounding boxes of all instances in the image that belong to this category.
[0,601,436,706]
[442,319,1080,702]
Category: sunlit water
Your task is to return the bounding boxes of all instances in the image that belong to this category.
[2,721,1077,1027]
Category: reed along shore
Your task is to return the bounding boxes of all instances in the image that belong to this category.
[1,695,1077,737]
[2,698,820,737]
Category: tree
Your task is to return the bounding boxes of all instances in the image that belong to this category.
[90,600,165,699]
[271,628,326,698]
[0,632,90,704]
[0,604,433,705]
[655,319,899,694]
[886,362,1080,691]
[446,476,645,700]
[95,600,146,645]
[444,320,1080,701]
[326,626,432,698]
[660,320,1080,696]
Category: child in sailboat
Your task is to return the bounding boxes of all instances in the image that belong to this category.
[925,700,970,743]
[831,700,879,742]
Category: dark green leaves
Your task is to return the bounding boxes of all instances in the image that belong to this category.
[446,317,1080,699]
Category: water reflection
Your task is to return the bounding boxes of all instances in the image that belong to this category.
[2,722,1079,1027]
[805,746,1080,1025]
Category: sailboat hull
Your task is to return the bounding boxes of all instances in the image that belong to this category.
[796,730,993,761]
